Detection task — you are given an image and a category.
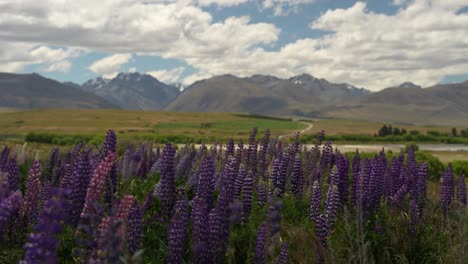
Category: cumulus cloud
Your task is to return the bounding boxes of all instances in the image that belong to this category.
[0,42,78,72]
[147,67,186,83]
[88,54,132,78]
[1,0,468,90]
[186,0,468,90]
[43,60,71,72]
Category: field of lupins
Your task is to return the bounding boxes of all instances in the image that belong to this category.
[0,128,466,263]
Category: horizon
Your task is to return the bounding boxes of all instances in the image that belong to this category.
[1,0,468,91]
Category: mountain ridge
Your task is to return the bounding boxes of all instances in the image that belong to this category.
[0,72,118,109]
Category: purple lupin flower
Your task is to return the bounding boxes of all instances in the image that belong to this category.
[416,163,428,214]
[175,148,195,179]
[277,151,289,198]
[409,198,419,225]
[270,158,280,193]
[40,181,52,210]
[226,138,235,158]
[253,222,268,264]
[258,129,270,181]
[316,214,328,248]
[276,243,288,264]
[44,147,59,182]
[116,195,136,220]
[56,158,74,189]
[102,130,118,210]
[69,152,92,227]
[290,154,302,197]
[309,181,321,224]
[102,130,117,156]
[229,199,242,225]
[234,164,246,200]
[81,152,117,218]
[192,197,208,263]
[6,158,19,192]
[457,174,466,206]
[167,188,189,264]
[324,185,340,231]
[22,188,69,264]
[246,127,258,163]
[267,201,282,237]
[93,218,124,264]
[358,159,372,214]
[0,191,23,233]
[351,150,360,204]
[329,166,340,188]
[159,144,176,220]
[248,141,259,184]
[127,202,143,255]
[336,154,349,205]
[207,205,223,262]
[196,156,215,207]
[441,164,454,217]
[218,156,237,207]
[320,141,332,168]
[258,182,268,206]
[242,170,253,223]
[21,160,42,225]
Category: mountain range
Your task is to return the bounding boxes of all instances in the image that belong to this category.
[0,72,117,109]
[81,72,179,110]
[0,71,467,126]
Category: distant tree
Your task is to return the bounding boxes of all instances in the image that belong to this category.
[388,125,393,135]
[401,128,407,135]
[378,125,389,137]
[461,129,468,138]
[393,128,400,135]
[452,128,458,137]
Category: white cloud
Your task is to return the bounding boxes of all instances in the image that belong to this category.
[181,0,468,90]
[392,0,408,6]
[195,0,249,7]
[88,54,132,77]
[0,43,78,72]
[43,60,71,72]
[1,0,468,90]
[147,67,185,83]
[261,0,316,16]
[129,67,137,73]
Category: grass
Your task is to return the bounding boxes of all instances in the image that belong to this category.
[0,109,306,144]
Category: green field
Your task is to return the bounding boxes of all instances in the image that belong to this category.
[0,109,306,144]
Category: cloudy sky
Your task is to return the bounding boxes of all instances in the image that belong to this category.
[0,0,467,90]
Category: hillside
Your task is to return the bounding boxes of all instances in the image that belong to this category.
[321,81,468,126]
[0,73,117,109]
[165,74,368,116]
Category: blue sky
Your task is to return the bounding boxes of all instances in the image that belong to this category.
[1,0,468,90]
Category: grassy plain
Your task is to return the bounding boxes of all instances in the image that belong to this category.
[0,109,305,142]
